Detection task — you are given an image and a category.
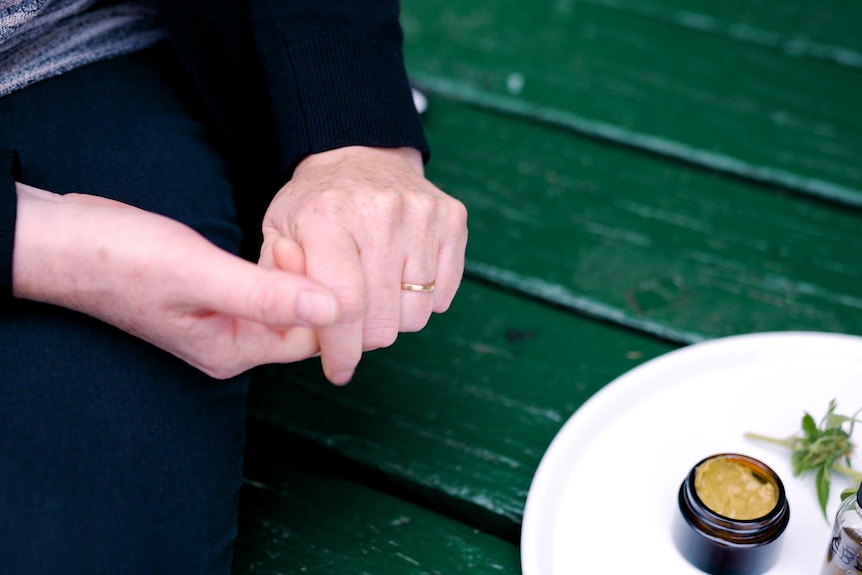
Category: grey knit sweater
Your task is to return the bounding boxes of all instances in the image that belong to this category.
[0,0,166,97]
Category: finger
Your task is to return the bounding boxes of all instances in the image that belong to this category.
[231,323,321,369]
[399,237,437,333]
[431,203,468,313]
[183,322,321,380]
[193,247,340,328]
[269,237,322,354]
[299,229,366,385]
[359,237,404,350]
[433,234,467,313]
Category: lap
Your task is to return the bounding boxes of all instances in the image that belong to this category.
[0,42,241,252]
[0,45,248,575]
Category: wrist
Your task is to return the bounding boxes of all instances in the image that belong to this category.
[13,184,108,310]
[13,183,67,303]
[296,146,425,177]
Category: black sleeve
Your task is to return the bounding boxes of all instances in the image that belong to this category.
[0,149,19,306]
[151,0,429,183]
[246,0,430,177]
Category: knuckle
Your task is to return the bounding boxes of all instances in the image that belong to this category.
[400,314,430,334]
[337,292,366,324]
[363,321,400,351]
[412,191,438,213]
[446,197,469,228]
[432,299,453,314]
[244,279,281,324]
[368,189,407,217]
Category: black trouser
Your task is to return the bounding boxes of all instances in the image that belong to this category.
[0,45,250,574]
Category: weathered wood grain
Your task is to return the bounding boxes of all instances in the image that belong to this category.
[421,95,862,341]
[234,421,519,574]
[247,279,675,541]
[401,0,862,206]
[577,0,862,67]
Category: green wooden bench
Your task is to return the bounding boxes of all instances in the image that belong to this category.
[232,0,862,572]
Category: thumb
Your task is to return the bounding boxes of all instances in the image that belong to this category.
[199,251,340,328]
[273,236,307,274]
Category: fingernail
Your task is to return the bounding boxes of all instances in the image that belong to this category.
[297,291,338,325]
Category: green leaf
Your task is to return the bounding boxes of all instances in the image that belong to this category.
[791,451,810,476]
[746,400,861,523]
[816,465,831,518]
[802,413,818,439]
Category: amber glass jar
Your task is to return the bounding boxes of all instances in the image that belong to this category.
[673,453,790,575]
[819,482,862,575]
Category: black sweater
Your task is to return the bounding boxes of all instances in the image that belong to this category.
[0,0,429,304]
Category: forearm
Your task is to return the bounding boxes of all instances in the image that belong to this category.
[12,182,340,378]
[13,184,139,321]
[12,182,56,303]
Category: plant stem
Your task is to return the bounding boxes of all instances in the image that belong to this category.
[834,462,862,484]
[743,432,795,449]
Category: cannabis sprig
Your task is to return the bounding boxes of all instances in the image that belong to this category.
[745,399,862,519]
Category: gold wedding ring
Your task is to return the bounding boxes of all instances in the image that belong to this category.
[401,281,436,293]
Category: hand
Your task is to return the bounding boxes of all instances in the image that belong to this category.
[13,183,341,379]
[259,146,468,385]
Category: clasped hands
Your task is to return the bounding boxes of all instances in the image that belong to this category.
[12,146,467,383]
[260,146,467,383]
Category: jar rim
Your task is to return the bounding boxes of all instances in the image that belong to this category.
[679,453,790,544]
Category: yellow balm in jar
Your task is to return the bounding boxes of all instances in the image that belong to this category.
[673,453,790,575]
[694,456,779,521]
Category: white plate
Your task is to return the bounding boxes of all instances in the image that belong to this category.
[521,331,862,575]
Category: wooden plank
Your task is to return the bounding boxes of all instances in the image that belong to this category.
[234,421,519,574]
[577,0,862,66]
[247,279,676,540]
[419,95,862,341]
[401,0,862,206]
